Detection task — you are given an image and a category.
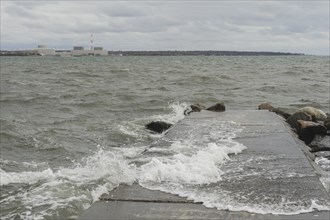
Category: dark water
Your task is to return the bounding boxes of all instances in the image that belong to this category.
[0,56,329,219]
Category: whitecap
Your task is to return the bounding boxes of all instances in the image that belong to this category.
[0,147,137,219]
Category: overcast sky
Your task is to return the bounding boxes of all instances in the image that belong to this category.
[1,0,329,55]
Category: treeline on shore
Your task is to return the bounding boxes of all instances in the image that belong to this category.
[109,50,304,56]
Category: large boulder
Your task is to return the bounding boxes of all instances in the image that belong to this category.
[145,121,172,133]
[272,108,291,119]
[309,135,330,152]
[296,120,327,144]
[257,103,291,119]
[296,106,327,121]
[258,103,274,111]
[286,112,312,131]
[206,103,226,112]
[313,151,330,160]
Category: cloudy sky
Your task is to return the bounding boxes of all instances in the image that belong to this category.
[1,0,329,55]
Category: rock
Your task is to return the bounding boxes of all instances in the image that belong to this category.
[206,103,225,112]
[257,103,291,119]
[296,120,327,144]
[313,150,330,159]
[191,103,206,112]
[296,106,327,121]
[184,103,206,115]
[145,121,172,133]
[297,120,321,129]
[258,103,274,111]
[309,135,330,152]
[13,215,23,220]
[272,108,291,119]
[324,115,330,130]
[286,112,312,131]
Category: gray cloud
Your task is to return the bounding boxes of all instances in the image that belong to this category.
[1,1,329,55]
[97,2,150,17]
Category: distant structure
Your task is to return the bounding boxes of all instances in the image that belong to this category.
[0,41,109,56]
[33,45,55,56]
[91,33,93,51]
[70,46,108,56]
[69,34,108,56]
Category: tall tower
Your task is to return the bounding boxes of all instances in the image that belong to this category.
[91,33,93,50]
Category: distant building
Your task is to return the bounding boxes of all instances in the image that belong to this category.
[33,45,55,56]
[73,46,85,50]
[71,46,108,56]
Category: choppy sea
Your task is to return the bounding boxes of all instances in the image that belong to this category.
[1,55,329,219]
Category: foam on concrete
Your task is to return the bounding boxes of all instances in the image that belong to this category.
[78,110,330,220]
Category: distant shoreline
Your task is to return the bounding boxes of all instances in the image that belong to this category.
[0,50,304,57]
[108,50,304,56]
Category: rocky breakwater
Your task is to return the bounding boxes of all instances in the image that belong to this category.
[145,102,330,159]
[146,102,330,162]
[258,103,330,161]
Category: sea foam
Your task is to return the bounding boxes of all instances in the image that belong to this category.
[139,141,245,184]
[138,119,246,185]
[0,147,137,219]
[136,117,330,215]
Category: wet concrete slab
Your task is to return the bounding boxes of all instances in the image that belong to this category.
[78,110,330,220]
[99,183,196,203]
[79,184,329,220]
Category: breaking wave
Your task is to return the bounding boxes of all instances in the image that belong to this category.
[0,148,137,219]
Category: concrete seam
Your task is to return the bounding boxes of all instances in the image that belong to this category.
[99,198,202,204]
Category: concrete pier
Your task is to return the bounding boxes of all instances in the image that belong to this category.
[78,110,330,220]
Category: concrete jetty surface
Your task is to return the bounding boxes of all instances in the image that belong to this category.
[78,110,330,220]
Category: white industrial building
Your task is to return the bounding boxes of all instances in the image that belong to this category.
[71,46,108,56]
[33,45,55,56]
